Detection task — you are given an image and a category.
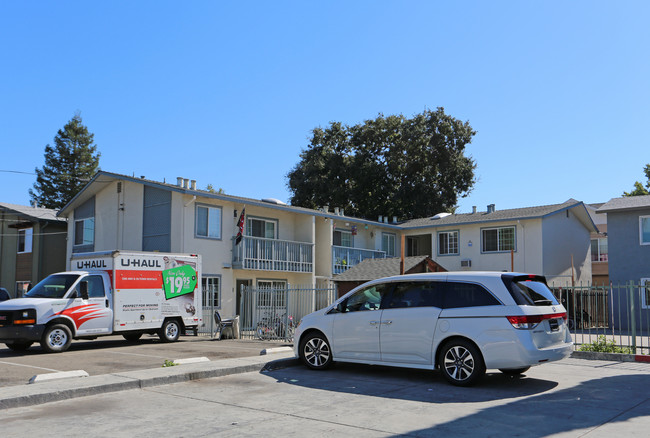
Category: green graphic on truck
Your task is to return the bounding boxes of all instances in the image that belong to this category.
[162,265,197,300]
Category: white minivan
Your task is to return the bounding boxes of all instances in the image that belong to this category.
[294,272,573,386]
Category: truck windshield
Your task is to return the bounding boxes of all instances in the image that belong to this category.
[24,274,80,299]
[502,274,559,306]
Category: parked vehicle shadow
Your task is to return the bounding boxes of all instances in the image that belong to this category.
[271,362,558,403]
[405,373,650,436]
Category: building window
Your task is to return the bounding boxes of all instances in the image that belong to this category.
[591,238,608,261]
[247,217,276,239]
[642,278,650,309]
[641,216,650,245]
[406,236,420,257]
[438,230,459,255]
[202,276,220,309]
[482,226,515,253]
[382,233,396,256]
[196,205,222,239]
[17,228,33,253]
[334,229,353,247]
[74,218,95,246]
[16,281,31,298]
[257,280,287,307]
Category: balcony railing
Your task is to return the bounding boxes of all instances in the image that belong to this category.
[332,246,386,275]
[233,236,313,273]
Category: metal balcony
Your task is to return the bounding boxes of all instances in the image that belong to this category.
[332,246,386,275]
[233,236,313,273]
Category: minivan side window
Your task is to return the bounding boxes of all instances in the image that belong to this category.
[343,283,391,312]
[386,282,443,309]
[443,282,501,308]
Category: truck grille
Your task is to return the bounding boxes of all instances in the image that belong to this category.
[0,311,13,326]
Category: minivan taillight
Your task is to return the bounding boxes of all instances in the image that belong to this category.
[507,313,567,330]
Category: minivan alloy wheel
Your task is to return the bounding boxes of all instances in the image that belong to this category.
[444,346,475,381]
[439,339,485,386]
[299,333,333,370]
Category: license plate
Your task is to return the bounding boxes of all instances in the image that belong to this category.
[549,318,559,332]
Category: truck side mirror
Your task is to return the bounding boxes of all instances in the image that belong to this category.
[80,281,89,300]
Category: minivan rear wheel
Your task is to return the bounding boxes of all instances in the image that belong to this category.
[439,339,485,386]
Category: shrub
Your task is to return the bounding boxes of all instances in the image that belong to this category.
[579,336,633,354]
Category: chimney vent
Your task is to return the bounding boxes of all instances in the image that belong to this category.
[183,178,189,189]
[177,177,183,187]
[190,180,196,190]
[487,204,496,213]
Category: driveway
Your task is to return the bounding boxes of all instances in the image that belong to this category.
[0,335,288,387]
[1,357,650,436]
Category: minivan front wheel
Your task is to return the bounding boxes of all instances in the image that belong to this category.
[299,332,332,370]
[439,339,485,386]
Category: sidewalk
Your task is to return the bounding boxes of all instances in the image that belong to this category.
[0,349,298,410]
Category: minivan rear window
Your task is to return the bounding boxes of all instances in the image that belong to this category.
[502,274,559,306]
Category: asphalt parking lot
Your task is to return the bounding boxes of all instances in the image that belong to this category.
[0,335,289,386]
[2,357,650,437]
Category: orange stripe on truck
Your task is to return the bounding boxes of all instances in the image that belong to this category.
[115,269,163,289]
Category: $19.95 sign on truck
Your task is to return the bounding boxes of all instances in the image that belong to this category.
[162,265,197,300]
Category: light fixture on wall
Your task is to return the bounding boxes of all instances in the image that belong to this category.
[234,209,238,218]
[468,240,473,247]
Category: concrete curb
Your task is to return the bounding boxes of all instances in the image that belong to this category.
[571,350,650,363]
[0,352,299,410]
[260,346,294,355]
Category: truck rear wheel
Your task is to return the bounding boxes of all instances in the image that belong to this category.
[158,319,180,343]
[41,324,72,353]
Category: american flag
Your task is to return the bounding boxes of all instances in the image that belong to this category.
[235,208,245,245]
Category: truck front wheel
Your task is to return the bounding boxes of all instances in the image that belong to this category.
[41,324,72,353]
[158,319,180,343]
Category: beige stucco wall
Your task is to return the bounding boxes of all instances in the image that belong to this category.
[402,218,545,274]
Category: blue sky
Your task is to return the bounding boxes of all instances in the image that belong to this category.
[1,1,648,215]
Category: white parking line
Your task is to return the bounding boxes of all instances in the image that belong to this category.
[0,360,61,372]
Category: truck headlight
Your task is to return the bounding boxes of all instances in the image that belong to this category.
[14,309,36,325]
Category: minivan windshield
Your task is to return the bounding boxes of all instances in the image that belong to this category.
[502,274,559,306]
[24,274,80,299]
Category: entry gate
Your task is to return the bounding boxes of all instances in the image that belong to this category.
[239,283,336,341]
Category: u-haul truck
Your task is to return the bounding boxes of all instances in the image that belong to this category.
[0,251,202,353]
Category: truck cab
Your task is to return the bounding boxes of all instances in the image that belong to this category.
[0,271,114,352]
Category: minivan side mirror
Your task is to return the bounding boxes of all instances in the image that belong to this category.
[79,281,89,300]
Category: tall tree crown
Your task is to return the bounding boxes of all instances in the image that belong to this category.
[623,164,650,197]
[29,114,100,209]
[286,108,476,220]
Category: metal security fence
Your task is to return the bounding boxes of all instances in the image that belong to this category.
[197,285,221,338]
[550,281,650,354]
[238,283,337,342]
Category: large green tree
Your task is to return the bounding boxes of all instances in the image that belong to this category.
[623,164,650,197]
[287,108,476,219]
[29,114,100,209]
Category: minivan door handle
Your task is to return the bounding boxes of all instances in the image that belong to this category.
[369,321,380,325]
[382,320,392,325]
